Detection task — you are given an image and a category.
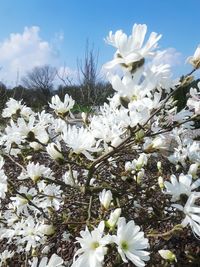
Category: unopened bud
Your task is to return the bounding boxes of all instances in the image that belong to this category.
[158,176,164,190]
[158,249,177,262]
[106,208,121,229]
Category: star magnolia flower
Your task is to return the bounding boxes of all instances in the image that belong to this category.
[112,217,150,267]
[99,189,113,210]
[0,250,15,267]
[0,156,8,199]
[172,192,200,237]
[164,173,200,202]
[49,94,75,116]
[2,98,33,119]
[62,125,100,160]
[71,221,111,267]
[186,44,200,69]
[104,23,161,70]
[187,86,200,115]
[17,115,49,144]
[30,254,64,267]
[18,162,54,182]
[18,216,47,252]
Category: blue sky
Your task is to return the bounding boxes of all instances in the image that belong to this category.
[0,0,200,85]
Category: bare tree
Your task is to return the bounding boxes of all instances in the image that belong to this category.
[77,40,99,105]
[56,64,74,87]
[22,65,56,102]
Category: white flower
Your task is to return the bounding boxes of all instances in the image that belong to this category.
[0,250,14,267]
[62,170,78,186]
[17,115,49,144]
[72,221,111,267]
[186,45,200,69]
[104,23,161,70]
[158,249,177,262]
[112,217,150,267]
[10,186,37,215]
[164,173,200,202]
[36,183,63,211]
[143,135,167,153]
[49,94,75,116]
[46,142,64,161]
[172,192,200,237]
[38,224,55,236]
[18,162,54,182]
[188,163,199,178]
[62,125,100,160]
[187,86,200,115]
[0,156,8,199]
[2,98,33,119]
[30,141,43,151]
[99,189,113,209]
[17,216,47,252]
[30,254,64,267]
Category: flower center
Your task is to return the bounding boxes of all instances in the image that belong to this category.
[121,240,129,251]
[91,241,100,250]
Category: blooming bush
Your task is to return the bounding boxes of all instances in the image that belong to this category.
[0,23,200,266]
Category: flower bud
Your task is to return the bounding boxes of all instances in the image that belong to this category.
[30,142,43,151]
[38,224,55,235]
[158,249,177,262]
[188,163,199,178]
[158,176,164,190]
[99,189,113,210]
[157,161,162,172]
[46,143,64,161]
[106,208,121,229]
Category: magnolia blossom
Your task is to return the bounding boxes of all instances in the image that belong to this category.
[0,250,15,267]
[49,94,75,116]
[11,216,47,252]
[164,173,200,202]
[19,116,49,144]
[18,162,54,182]
[172,192,200,237]
[62,125,100,160]
[30,254,64,267]
[10,186,37,215]
[62,170,78,186]
[104,23,161,70]
[72,221,111,267]
[0,156,8,199]
[113,217,150,267]
[125,153,148,173]
[99,189,113,209]
[143,135,167,153]
[36,183,63,211]
[187,86,200,115]
[89,105,126,148]
[2,98,33,119]
[187,44,200,69]
[46,142,64,161]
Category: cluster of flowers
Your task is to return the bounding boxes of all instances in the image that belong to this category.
[0,23,199,266]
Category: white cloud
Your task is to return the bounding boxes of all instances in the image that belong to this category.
[0,26,62,86]
[152,48,182,66]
